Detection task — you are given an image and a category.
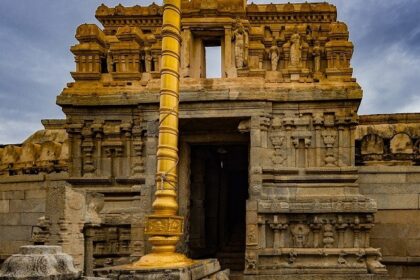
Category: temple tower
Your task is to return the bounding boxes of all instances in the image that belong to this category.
[57,1,387,279]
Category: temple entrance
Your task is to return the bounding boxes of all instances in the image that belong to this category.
[188,144,249,271]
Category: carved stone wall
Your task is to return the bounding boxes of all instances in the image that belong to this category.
[0,120,70,265]
[0,120,68,177]
[357,114,420,279]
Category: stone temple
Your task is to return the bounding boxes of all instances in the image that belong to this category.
[0,1,419,279]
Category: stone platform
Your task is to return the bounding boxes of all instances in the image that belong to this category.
[96,259,228,280]
[244,274,388,280]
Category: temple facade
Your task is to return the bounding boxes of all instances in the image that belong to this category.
[0,1,420,279]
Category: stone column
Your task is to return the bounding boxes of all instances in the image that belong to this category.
[258,215,266,249]
[84,226,96,277]
[224,26,232,78]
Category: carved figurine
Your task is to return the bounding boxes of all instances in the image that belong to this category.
[106,51,113,73]
[290,33,302,67]
[268,40,280,71]
[312,41,322,73]
[145,50,152,73]
[233,19,249,69]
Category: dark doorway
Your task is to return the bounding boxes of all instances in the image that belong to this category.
[188,144,248,271]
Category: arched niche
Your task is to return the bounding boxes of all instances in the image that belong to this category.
[390,133,413,154]
[361,134,384,155]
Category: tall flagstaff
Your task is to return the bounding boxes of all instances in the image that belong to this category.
[131,0,193,268]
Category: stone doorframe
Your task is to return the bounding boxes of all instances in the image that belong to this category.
[177,127,250,257]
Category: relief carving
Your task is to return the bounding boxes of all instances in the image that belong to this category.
[268,40,280,71]
[312,40,323,74]
[245,252,257,272]
[290,223,310,248]
[390,133,413,154]
[270,133,286,166]
[233,19,249,69]
[247,224,258,246]
[145,216,184,235]
[289,33,302,67]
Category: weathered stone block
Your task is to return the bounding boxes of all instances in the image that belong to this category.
[360,183,420,195]
[406,172,420,183]
[0,213,20,226]
[24,189,46,199]
[0,226,32,241]
[406,239,420,257]
[0,191,24,200]
[370,238,406,256]
[246,200,258,211]
[386,264,403,279]
[20,213,43,226]
[9,198,46,213]
[358,173,407,184]
[0,201,9,213]
[0,245,80,280]
[402,265,420,278]
[375,210,420,224]
[246,211,258,224]
[367,194,418,210]
[371,224,410,239]
[0,241,28,256]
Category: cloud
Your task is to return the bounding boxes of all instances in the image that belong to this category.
[0,117,43,145]
[0,0,419,144]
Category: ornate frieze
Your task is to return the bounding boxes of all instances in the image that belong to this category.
[258,198,377,214]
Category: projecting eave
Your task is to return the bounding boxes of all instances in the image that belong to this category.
[57,78,362,107]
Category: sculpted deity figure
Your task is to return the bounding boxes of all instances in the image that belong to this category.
[145,49,152,73]
[290,33,302,67]
[312,41,322,73]
[106,50,113,73]
[233,20,249,69]
[269,40,280,71]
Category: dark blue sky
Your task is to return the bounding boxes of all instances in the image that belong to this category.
[0,0,419,144]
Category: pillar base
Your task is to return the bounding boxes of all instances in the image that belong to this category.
[127,252,194,269]
[100,259,227,280]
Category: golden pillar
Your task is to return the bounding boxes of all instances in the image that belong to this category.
[131,0,193,268]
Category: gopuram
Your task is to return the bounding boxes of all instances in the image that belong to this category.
[0,1,420,279]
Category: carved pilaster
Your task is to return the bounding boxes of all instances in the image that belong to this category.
[336,215,348,248]
[309,216,322,248]
[322,129,337,167]
[322,223,335,248]
[81,126,95,177]
[269,215,288,249]
[257,215,266,249]
[131,123,145,178]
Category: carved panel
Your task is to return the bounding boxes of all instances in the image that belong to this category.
[92,225,131,268]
